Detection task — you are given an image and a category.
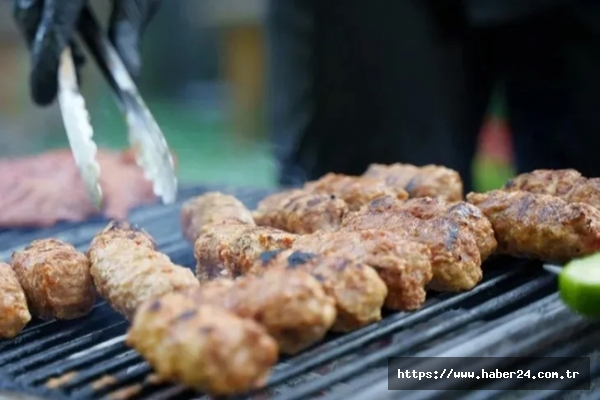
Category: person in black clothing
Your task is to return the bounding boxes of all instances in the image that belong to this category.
[13,0,600,194]
[266,0,600,192]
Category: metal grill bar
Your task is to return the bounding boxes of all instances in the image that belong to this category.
[69,362,151,399]
[522,361,600,398]
[57,349,140,390]
[18,335,128,387]
[4,322,125,375]
[264,265,536,387]
[327,300,600,400]
[266,274,558,400]
[5,263,547,400]
[473,327,600,393]
[0,308,120,365]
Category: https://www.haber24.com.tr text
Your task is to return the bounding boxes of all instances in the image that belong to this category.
[396,368,581,381]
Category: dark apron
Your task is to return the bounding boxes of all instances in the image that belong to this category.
[465,0,572,25]
[266,0,600,191]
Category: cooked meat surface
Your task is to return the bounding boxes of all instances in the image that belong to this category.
[359,194,406,213]
[0,149,160,228]
[88,221,199,319]
[566,178,600,209]
[127,291,278,395]
[254,250,387,331]
[504,169,583,197]
[195,269,337,354]
[253,189,348,233]
[180,192,255,243]
[341,211,482,292]
[367,196,497,261]
[505,169,600,210]
[194,222,297,282]
[11,239,96,320]
[362,163,463,201]
[0,262,31,338]
[292,230,432,310]
[467,190,600,263]
[304,173,408,211]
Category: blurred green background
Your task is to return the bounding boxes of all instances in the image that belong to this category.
[41,96,278,187]
[0,0,514,192]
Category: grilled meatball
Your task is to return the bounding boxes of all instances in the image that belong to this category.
[566,178,600,209]
[196,269,337,354]
[368,196,497,261]
[363,163,463,201]
[359,194,406,213]
[88,221,199,319]
[304,173,408,211]
[194,222,297,282]
[253,189,349,233]
[341,211,482,292]
[180,192,255,243]
[467,190,600,263]
[292,230,432,310]
[254,250,387,331]
[11,239,96,320]
[0,262,31,338]
[504,169,583,197]
[505,169,600,210]
[127,291,278,395]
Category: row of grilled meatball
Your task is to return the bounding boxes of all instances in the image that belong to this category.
[3,165,600,397]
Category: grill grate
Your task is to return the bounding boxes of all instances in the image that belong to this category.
[0,185,599,400]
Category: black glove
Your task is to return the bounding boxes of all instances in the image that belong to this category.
[13,0,161,106]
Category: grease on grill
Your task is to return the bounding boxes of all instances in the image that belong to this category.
[145,373,165,385]
[45,371,77,388]
[91,375,118,390]
[108,384,142,400]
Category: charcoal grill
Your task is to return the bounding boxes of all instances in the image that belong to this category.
[1,185,600,400]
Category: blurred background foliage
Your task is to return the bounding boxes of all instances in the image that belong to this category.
[0,0,513,191]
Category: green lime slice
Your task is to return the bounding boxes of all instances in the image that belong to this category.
[559,253,600,318]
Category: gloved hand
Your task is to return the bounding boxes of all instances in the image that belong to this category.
[13,0,161,106]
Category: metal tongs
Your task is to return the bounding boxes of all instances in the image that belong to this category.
[57,6,177,209]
